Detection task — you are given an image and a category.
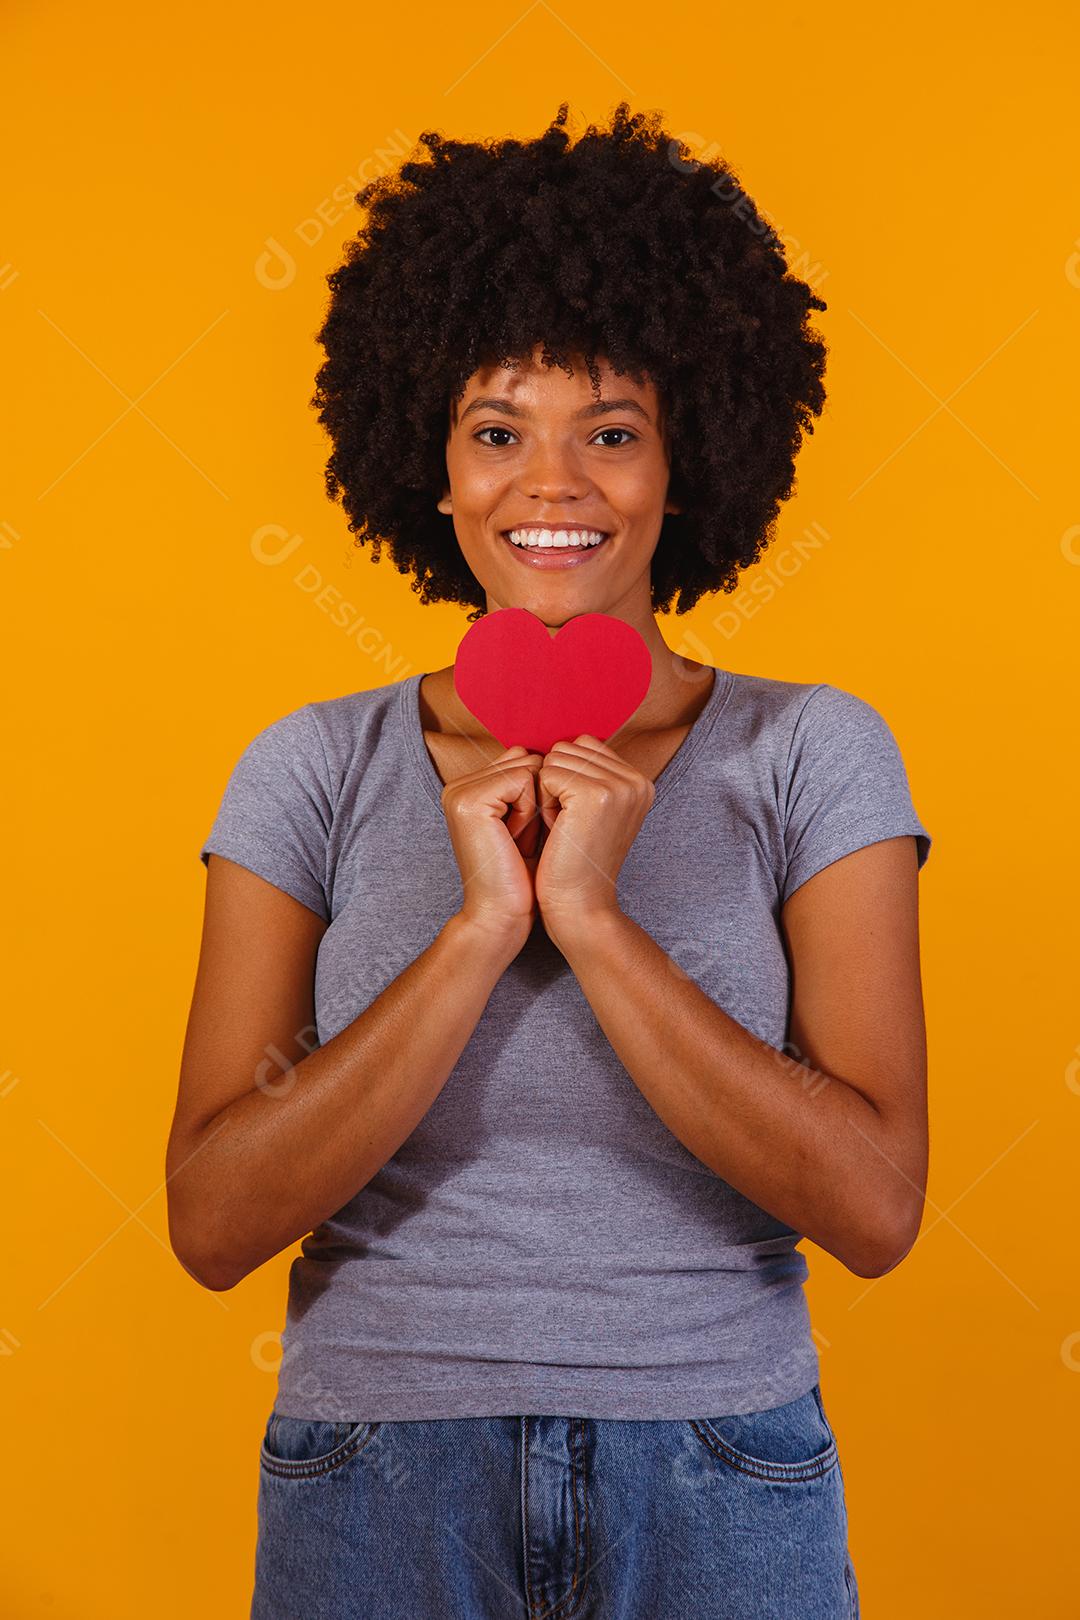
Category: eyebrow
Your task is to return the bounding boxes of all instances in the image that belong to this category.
[457,395,652,425]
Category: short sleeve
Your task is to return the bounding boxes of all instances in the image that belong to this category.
[781,684,931,906]
[198,704,333,921]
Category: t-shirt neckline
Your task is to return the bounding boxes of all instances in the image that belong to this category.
[400,662,734,810]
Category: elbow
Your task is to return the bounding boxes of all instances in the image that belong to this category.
[170,1231,241,1292]
[178,1251,239,1292]
[843,1205,923,1280]
[165,1138,249,1291]
[167,1206,244,1293]
[844,1242,905,1280]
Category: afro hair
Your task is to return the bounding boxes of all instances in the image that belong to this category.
[311,101,828,621]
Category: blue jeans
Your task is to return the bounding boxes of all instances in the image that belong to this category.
[251,1383,860,1618]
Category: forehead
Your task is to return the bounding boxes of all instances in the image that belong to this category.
[453,351,660,421]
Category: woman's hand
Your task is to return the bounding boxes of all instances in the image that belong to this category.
[441,746,546,951]
[534,734,655,951]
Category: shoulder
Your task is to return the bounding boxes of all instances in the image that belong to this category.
[715,668,831,759]
[215,676,416,808]
[720,669,899,758]
[745,673,933,900]
[305,674,412,739]
[780,680,911,779]
[730,671,919,807]
[245,675,415,769]
[199,676,418,917]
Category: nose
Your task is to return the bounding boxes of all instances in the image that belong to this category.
[517,437,591,502]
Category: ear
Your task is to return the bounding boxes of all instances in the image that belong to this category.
[664,496,684,516]
[437,491,452,515]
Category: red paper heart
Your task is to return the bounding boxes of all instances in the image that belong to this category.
[453,608,653,756]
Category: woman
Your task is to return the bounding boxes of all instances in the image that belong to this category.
[168,103,931,1619]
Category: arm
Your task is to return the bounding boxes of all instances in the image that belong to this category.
[534,720,929,1280]
[166,857,523,1292]
[548,833,928,1278]
[169,740,544,1292]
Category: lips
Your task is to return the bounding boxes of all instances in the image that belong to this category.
[500,527,610,539]
[500,529,611,569]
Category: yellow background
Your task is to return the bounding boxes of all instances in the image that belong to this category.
[3,1,1078,1613]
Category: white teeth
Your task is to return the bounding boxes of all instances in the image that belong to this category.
[506,527,608,550]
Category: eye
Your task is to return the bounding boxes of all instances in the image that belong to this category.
[473,426,518,447]
[472,426,639,448]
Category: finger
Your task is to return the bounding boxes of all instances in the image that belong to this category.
[556,733,629,767]
[504,761,542,856]
[445,753,545,806]
[537,768,560,833]
[571,733,622,758]
[514,814,543,859]
[538,746,598,822]
[539,758,627,796]
[543,738,641,784]
[544,740,635,774]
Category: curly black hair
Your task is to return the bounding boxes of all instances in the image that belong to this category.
[311,101,828,621]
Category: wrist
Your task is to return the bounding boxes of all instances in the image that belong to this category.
[541,901,628,959]
[446,908,531,968]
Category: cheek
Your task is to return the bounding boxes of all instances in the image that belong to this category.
[606,455,670,510]
[448,462,508,515]
[448,520,498,582]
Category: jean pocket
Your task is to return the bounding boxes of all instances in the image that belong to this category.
[260,1408,379,1479]
[688,1384,838,1483]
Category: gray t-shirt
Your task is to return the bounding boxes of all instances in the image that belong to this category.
[198,665,931,1421]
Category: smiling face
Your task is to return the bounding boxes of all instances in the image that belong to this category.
[438,345,682,628]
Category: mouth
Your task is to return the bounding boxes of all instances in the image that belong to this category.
[501,525,611,570]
